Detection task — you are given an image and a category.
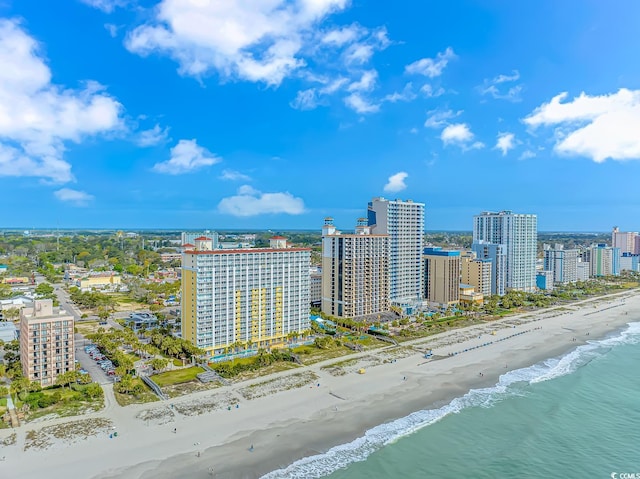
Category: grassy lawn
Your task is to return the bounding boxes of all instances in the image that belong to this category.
[152,366,205,387]
[113,379,158,406]
[75,321,102,336]
[172,358,184,367]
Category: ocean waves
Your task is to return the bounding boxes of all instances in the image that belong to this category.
[261,321,640,479]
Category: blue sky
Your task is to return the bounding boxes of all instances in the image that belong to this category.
[1,0,640,231]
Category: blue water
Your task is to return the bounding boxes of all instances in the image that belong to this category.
[263,322,640,479]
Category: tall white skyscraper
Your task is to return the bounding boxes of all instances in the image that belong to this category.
[473,211,537,292]
[368,197,425,305]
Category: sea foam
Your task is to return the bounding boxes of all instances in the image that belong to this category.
[261,321,640,479]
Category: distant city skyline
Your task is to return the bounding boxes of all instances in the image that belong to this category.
[2,2,640,231]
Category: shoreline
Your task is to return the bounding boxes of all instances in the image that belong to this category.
[1,290,639,479]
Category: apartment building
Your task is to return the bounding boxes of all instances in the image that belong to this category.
[20,299,75,387]
[423,247,461,308]
[461,251,492,297]
[322,218,390,318]
[473,210,537,292]
[368,197,424,305]
[543,244,579,284]
[611,227,637,254]
[588,244,620,277]
[181,237,310,356]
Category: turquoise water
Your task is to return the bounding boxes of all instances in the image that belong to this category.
[264,322,640,479]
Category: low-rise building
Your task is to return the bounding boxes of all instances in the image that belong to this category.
[124,312,159,332]
[76,272,122,291]
[0,321,17,342]
[459,284,484,305]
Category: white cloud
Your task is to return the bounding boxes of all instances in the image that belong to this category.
[136,124,169,147]
[0,19,124,183]
[495,132,516,155]
[409,127,418,134]
[322,24,365,46]
[384,83,416,103]
[424,109,461,129]
[218,185,305,216]
[152,139,221,174]
[347,70,378,92]
[441,123,483,149]
[383,171,408,192]
[523,88,640,162]
[290,88,319,110]
[219,169,251,181]
[405,47,456,78]
[344,93,379,114]
[125,0,352,86]
[104,23,119,38]
[79,0,130,13]
[420,84,445,98]
[54,188,94,206]
[519,150,536,160]
[479,70,522,102]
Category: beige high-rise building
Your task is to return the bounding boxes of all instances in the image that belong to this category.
[181,237,310,356]
[612,227,637,254]
[461,252,492,297]
[424,247,461,308]
[20,299,75,387]
[321,218,389,318]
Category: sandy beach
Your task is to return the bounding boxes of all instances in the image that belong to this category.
[1,290,639,479]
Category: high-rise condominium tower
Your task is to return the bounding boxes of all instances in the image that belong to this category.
[367,197,425,304]
[473,211,537,293]
[322,218,389,318]
[181,237,310,355]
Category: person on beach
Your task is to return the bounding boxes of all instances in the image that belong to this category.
[173,428,177,434]
[250,444,254,452]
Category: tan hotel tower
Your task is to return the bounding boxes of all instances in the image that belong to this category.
[321,217,390,318]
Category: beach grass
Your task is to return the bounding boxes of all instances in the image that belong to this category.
[292,344,356,365]
[152,366,205,387]
[230,360,300,382]
[24,418,113,451]
[238,371,319,400]
[114,378,159,406]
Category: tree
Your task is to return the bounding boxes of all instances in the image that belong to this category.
[55,370,79,389]
[2,307,19,322]
[149,358,169,372]
[10,377,30,396]
[0,385,8,397]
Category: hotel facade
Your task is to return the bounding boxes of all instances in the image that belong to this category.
[473,210,537,293]
[322,218,390,318]
[20,299,75,387]
[368,197,425,305]
[181,237,310,356]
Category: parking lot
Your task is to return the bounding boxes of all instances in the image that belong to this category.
[74,335,112,385]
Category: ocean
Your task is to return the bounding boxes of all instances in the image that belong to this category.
[263,321,640,479]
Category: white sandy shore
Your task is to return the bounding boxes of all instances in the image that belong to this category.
[1,290,639,479]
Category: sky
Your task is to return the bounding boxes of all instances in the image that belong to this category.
[1,0,640,232]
